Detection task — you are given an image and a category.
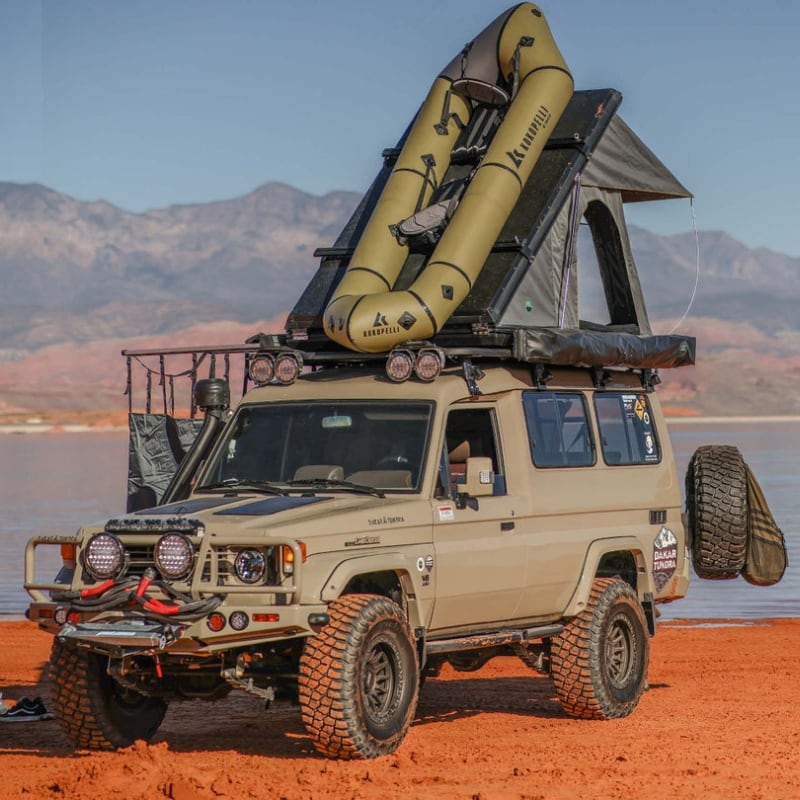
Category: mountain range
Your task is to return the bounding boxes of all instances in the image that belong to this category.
[0,181,798,417]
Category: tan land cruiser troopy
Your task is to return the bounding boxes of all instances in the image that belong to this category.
[24,3,715,761]
[25,355,688,759]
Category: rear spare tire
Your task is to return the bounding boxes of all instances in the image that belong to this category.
[686,444,747,579]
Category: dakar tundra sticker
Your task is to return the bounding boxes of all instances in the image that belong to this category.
[653,526,678,592]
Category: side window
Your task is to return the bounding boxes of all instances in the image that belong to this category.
[443,408,505,496]
[594,393,660,465]
[522,392,594,468]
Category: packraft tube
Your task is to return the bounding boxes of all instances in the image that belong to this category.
[323,3,574,353]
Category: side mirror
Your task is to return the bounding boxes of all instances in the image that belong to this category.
[461,456,495,498]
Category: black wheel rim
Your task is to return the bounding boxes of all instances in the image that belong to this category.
[605,612,635,689]
[112,684,150,713]
[362,640,398,726]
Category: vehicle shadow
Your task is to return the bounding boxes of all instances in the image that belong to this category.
[417,673,564,721]
[2,671,668,760]
[159,673,569,757]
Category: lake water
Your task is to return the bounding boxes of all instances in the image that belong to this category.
[1,421,798,619]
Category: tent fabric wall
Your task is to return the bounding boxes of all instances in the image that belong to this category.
[500,194,577,328]
[582,186,652,334]
[497,183,654,334]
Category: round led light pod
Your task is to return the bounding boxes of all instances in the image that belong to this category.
[154,533,194,580]
[274,353,301,385]
[234,549,266,584]
[229,610,249,631]
[248,354,275,386]
[414,348,445,382]
[386,349,414,382]
[83,533,125,581]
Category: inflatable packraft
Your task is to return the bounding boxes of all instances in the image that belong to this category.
[322,3,574,353]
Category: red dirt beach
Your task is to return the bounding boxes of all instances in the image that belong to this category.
[2,618,799,799]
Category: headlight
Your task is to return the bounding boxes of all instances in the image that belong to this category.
[83,533,125,580]
[234,549,266,583]
[154,533,194,580]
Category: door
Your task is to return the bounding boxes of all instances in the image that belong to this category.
[429,406,525,633]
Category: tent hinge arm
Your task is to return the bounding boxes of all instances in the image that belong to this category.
[532,364,552,390]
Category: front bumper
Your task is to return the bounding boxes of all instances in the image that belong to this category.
[25,531,320,647]
[56,619,183,654]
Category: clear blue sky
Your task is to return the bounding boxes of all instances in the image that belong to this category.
[2,0,799,255]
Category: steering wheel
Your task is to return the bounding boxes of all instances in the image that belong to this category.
[375,455,410,468]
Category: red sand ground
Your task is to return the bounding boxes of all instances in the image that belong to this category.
[2,618,799,799]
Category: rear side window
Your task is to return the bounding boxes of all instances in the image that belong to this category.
[594,393,660,465]
[522,392,594,468]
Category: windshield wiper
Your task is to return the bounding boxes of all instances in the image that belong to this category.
[285,478,385,499]
[197,478,289,496]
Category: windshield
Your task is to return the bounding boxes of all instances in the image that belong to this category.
[197,401,434,492]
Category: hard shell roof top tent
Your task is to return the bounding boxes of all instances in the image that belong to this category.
[287,88,695,369]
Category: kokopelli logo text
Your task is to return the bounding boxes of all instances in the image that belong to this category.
[506,105,551,169]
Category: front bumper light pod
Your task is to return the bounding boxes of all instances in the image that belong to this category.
[154,532,194,580]
[229,610,249,631]
[234,549,266,584]
[83,533,125,581]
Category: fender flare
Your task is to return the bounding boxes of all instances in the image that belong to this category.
[319,553,426,629]
[561,537,655,619]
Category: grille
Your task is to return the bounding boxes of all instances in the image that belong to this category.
[112,537,278,586]
[123,544,156,577]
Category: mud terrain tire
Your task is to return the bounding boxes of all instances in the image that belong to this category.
[298,594,419,759]
[49,638,168,750]
[550,578,649,720]
[686,445,748,579]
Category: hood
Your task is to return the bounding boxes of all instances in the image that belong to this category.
[95,490,434,554]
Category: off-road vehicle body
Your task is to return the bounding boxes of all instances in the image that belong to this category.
[26,357,688,757]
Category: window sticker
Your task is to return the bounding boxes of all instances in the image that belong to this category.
[596,393,660,465]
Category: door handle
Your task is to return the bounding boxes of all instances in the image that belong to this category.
[500,521,515,532]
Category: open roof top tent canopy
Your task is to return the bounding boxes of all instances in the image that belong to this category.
[287,87,695,369]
